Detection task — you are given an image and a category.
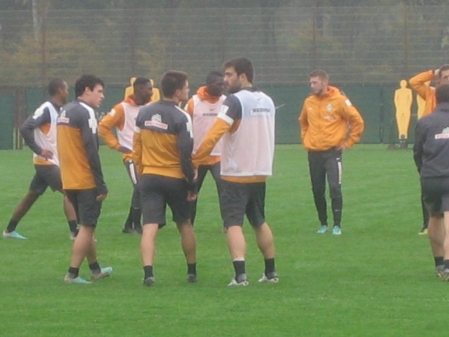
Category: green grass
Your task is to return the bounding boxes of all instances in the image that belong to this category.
[0,144,446,337]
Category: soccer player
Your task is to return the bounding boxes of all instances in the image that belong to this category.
[99,77,153,234]
[57,74,112,284]
[298,70,364,235]
[413,83,449,280]
[2,79,78,240]
[185,71,226,227]
[193,57,278,286]
[133,70,197,286]
[409,64,449,235]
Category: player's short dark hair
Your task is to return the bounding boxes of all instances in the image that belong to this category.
[133,77,150,89]
[310,70,329,81]
[74,74,104,97]
[161,70,188,98]
[206,71,223,84]
[436,83,449,104]
[48,78,66,96]
[223,57,254,83]
[439,64,449,78]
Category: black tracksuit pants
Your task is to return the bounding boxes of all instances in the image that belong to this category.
[308,148,343,227]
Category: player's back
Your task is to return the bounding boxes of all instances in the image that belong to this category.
[57,100,98,190]
[136,100,193,180]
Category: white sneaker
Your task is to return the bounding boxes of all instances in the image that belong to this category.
[228,277,249,287]
[258,273,279,283]
[2,230,27,239]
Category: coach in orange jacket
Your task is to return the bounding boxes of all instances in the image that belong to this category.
[299,70,364,236]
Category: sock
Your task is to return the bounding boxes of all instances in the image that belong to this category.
[435,256,444,267]
[264,258,276,276]
[143,265,153,279]
[68,267,79,278]
[124,207,133,228]
[187,263,196,275]
[6,219,18,233]
[233,259,246,281]
[132,207,142,228]
[68,220,78,233]
[89,261,101,274]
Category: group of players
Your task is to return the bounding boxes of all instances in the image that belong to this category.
[6,53,447,285]
[2,57,278,286]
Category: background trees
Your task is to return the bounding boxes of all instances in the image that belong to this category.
[1,0,449,86]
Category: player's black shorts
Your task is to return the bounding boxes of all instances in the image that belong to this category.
[29,165,62,195]
[65,189,102,226]
[220,180,266,228]
[140,174,190,227]
[421,177,449,216]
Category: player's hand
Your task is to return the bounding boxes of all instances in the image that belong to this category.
[336,143,347,151]
[434,68,440,78]
[40,149,53,160]
[117,146,132,154]
[96,193,107,201]
[187,191,197,202]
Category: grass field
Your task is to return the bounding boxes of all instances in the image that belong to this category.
[0,144,445,337]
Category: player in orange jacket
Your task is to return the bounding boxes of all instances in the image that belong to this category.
[409,65,449,117]
[299,70,364,236]
[99,77,153,234]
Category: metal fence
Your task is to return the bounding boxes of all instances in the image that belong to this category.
[1,4,449,87]
[0,3,447,149]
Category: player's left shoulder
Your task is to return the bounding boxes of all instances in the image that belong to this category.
[332,89,353,108]
[340,95,354,108]
[174,104,192,122]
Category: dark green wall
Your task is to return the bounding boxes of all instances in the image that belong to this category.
[260,84,415,145]
[0,84,417,149]
[0,91,15,149]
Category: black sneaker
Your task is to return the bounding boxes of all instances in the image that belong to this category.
[187,273,197,283]
[70,228,79,241]
[122,226,134,234]
[143,276,155,287]
[134,224,143,234]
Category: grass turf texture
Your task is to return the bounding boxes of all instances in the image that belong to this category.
[0,144,446,336]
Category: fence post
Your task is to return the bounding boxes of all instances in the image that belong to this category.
[402,3,409,79]
[41,16,47,100]
[14,87,25,150]
[312,1,317,70]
